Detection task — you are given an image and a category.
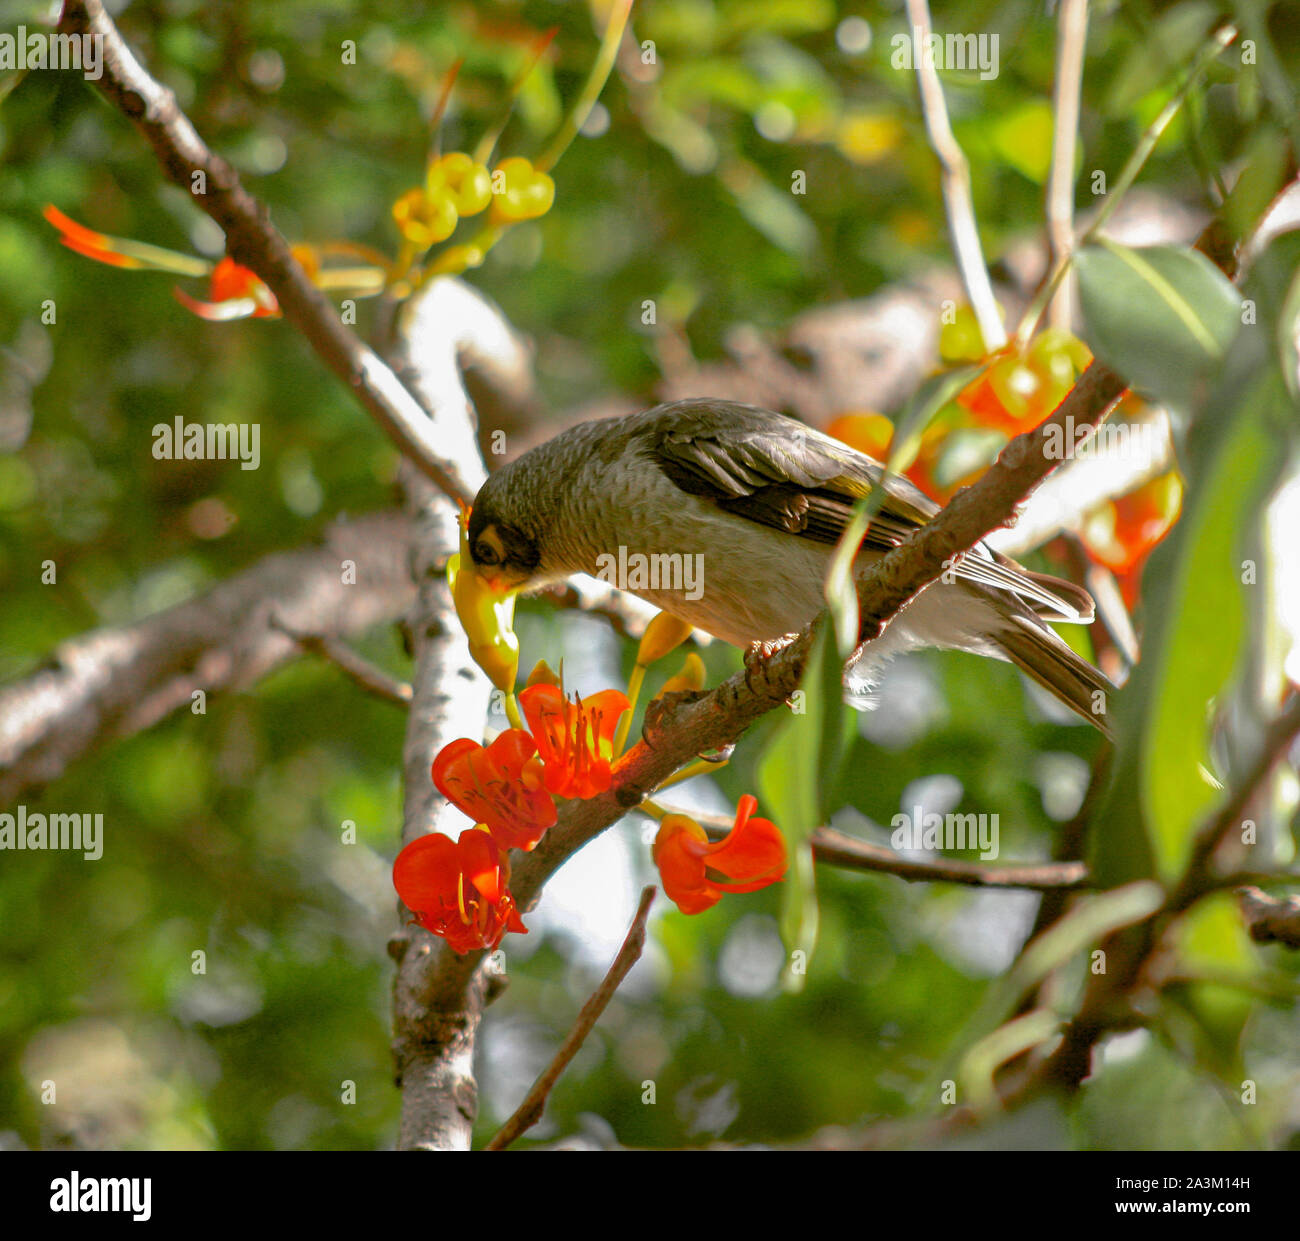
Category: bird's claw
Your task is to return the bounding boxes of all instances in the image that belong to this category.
[744,633,801,693]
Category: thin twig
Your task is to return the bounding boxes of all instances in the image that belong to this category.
[1046,0,1088,330]
[1167,694,1300,914]
[485,886,657,1150]
[904,0,1006,350]
[668,808,1091,891]
[1237,886,1300,949]
[1017,23,1237,346]
[1034,693,1300,1092]
[271,617,413,706]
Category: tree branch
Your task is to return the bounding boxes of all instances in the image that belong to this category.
[853,360,1126,644]
[1046,0,1089,330]
[0,513,413,804]
[1237,886,1300,949]
[1033,693,1300,1093]
[485,885,656,1151]
[271,620,413,707]
[668,807,1090,890]
[904,0,1006,350]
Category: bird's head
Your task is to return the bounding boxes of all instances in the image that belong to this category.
[465,475,544,594]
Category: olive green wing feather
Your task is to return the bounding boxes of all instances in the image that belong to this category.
[642,399,935,555]
[641,399,1094,623]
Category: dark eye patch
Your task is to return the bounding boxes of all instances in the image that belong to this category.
[473,539,501,566]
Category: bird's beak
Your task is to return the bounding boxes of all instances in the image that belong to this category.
[448,517,521,693]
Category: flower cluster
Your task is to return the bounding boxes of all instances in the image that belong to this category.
[1078,466,1183,607]
[43,11,632,314]
[828,305,1182,606]
[393,523,789,952]
[391,153,555,254]
[950,325,1093,437]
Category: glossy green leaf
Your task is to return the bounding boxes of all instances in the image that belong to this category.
[757,624,848,987]
[1075,241,1242,411]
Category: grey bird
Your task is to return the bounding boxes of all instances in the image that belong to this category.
[466,399,1114,734]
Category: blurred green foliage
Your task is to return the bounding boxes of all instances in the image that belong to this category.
[1,0,1298,1150]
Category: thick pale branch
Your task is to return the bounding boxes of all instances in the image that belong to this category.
[0,513,413,804]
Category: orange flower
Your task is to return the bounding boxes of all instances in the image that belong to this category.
[956,330,1091,436]
[826,411,946,502]
[653,795,788,915]
[174,255,281,320]
[44,205,282,320]
[519,683,630,799]
[44,204,147,268]
[1080,471,1184,607]
[432,730,556,852]
[393,828,527,954]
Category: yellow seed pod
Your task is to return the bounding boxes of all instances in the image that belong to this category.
[393,187,458,248]
[430,152,493,217]
[488,157,556,223]
[525,659,562,689]
[653,652,706,700]
[636,611,694,666]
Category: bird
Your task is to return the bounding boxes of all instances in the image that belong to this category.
[465,398,1114,734]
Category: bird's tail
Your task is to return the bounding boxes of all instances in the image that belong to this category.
[994,614,1115,738]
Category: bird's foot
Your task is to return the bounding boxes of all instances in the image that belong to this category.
[744,632,802,694]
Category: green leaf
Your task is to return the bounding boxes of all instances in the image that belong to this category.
[991,101,1056,184]
[1075,241,1242,411]
[823,364,984,655]
[1104,1,1219,114]
[1089,258,1294,887]
[1159,895,1260,1076]
[757,624,849,988]
[1140,405,1269,879]
[959,1009,1061,1112]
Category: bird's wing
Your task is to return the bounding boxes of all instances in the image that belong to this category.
[642,400,1093,622]
[644,400,935,554]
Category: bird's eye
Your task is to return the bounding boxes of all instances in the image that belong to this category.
[473,540,501,567]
